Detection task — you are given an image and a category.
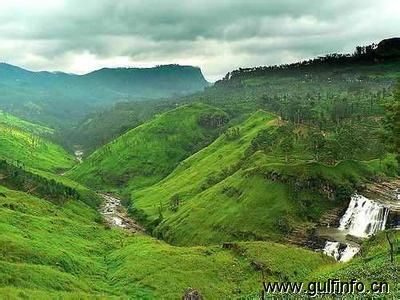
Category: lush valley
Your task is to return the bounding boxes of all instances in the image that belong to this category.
[0,37,399,299]
[0,184,336,299]
[70,41,400,156]
[67,103,228,192]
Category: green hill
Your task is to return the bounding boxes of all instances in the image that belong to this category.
[0,110,53,136]
[0,113,74,172]
[0,184,334,298]
[129,110,397,246]
[67,103,228,192]
[64,99,178,153]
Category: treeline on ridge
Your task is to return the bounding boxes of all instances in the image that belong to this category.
[0,160,79,205]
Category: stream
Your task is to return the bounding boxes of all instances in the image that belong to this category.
[99,193,144,233]
[320,183,400,262]
[74,150,84,163]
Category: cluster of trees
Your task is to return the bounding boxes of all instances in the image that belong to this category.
[224,127,240,140]
[248,121,378,164]
[384,81,400,162]
[0,160,79,204]
[197,111,229,129]
[169,193,181,212]
[217,39,400,83]
[258,86,389,129]
[248,125,295,162]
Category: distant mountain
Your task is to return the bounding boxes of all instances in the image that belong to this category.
[0,63,209,127]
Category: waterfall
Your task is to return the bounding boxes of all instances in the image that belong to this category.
[322,194,389,262]
[338,194,389,237]
[323,241,341,260]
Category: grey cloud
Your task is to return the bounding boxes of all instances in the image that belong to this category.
[0,0,398,80]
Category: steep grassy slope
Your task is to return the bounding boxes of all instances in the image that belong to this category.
[0,184,334,298]
[0,159,102,209]
[67,103,228,192]
[65,100,178,153]
[0,110,53,136]
[130,111,398,246]
[0,113,74,172]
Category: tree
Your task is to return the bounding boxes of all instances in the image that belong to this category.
[385,230,397,265]
[169,193,181,212]
[383,81,400,163]
[334,123,365,160]
[278,124,295,162]
[280,135,294,162]
[308,129,326,161]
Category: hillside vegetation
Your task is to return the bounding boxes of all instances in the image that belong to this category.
[0,113,74,172]
[0,38,399,299]
[67,103,228,192]
[68,43,400,154]
[64,99,178,153]
[130,110,398,246]
[0,184,334,298]
[0,63,209,128]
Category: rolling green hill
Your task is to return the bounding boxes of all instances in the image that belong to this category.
[0,113,74,172]
[0,184,334,298]
[64,99,178,153]
[0,110,53,136]
[129,110,398,246]
[67,103,228,192]
[0,38,398,299]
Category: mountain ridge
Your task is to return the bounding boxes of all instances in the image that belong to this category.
[0,63,209,127]
[0,62,208,80]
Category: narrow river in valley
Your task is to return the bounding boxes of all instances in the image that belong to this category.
[65,149,143,232]
[320,180,400,262]
[99,193,144,233]
[74,150,84,163]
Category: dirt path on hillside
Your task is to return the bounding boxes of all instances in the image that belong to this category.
[99,193,145,233]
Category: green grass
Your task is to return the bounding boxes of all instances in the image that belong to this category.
[130,111,398,246]
[0,113,75,172]
[0,184,334,299]
[0,110,54,136]
[131,110,276,219]
[67,103,228,193]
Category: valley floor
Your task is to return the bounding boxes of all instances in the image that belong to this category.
[0,184,338,299]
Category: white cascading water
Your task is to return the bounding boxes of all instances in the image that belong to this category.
[323,241,341,260]
[323,194,389,262]
[338,194,389,237]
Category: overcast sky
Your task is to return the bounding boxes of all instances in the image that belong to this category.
[0,0,399,81]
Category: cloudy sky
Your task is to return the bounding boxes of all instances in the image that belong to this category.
[0,0,399,81]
